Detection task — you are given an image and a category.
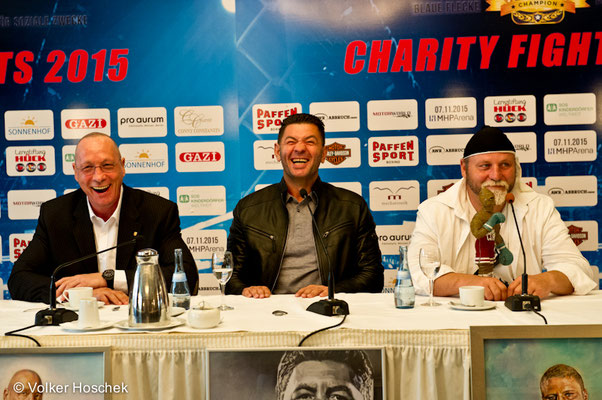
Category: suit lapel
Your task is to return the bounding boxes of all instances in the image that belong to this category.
[72,192,98,272]
[116,186,141,270]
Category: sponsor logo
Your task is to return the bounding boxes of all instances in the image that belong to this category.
[176,142,225,172]
[181,229,228,259]
[64,118,107,129]
[61,108,110,139]
[425,134,471,165]
[10,233,34,262]
[376,223,416,257]
[567,224,588,247]
[8,189,56,220]
[427,179,460,198]
[544,175,597,207]
[544,130,596,163]
[117,107,167,137]
[486,0,590,25]
[135,187,170,200]
[425,97,477,129]
[253,140,282,170]
[369,180,420,211]
[506,132,537,163]
[252,103,301,134]
[322,138,361,169]
[309,101,360,132]
[543,93,596,126]
[177,186,226,216]
[367,99,418,131]
[5,110,54,141]
[325,142,351,165]
[119,143,168,173]
[6,146,56,176]
[62,145,76,176]
[369,136,419,167]
[174,106,224,136]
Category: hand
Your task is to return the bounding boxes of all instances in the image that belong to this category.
[56,273,106,300]
[496,243,514,265]
[434,273,508,301]
[485,212,505,230]
[295,285,328,298]
[507,271,574,299]
[93,287,129,305]
[242,286,271,298]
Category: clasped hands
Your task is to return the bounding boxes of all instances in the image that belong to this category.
[56,272,128,305]
[242,284,328,299]
[437,270,573,301]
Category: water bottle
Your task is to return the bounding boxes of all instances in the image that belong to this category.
[170,248,191,309]
[394,245,415,309]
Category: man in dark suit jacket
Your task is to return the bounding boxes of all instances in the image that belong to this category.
[8,133,197,304]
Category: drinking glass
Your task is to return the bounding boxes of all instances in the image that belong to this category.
[419,248,441,307]
[212,251,234,311]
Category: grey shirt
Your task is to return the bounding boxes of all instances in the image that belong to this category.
[273,193,321,294]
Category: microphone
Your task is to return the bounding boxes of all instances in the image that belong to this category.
[503,193,541,312]
[300,189,349,316]
[35,233,141,326]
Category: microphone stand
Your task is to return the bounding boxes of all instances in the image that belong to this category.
[300,189,349,316]
[35,236,139,326]
[503,195,541,311]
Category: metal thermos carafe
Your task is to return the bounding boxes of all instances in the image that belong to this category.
[128,248,170,327]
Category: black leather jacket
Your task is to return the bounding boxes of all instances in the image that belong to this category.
[226,178,384,294]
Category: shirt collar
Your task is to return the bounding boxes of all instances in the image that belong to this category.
[86,185,124,224]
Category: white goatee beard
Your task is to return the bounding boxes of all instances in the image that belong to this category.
[489,188,507,205]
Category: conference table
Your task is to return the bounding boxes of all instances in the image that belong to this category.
[2,291,601,400]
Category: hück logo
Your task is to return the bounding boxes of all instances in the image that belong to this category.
[484,95,535,127]
[253,103,301,134]
[6,146,55,176]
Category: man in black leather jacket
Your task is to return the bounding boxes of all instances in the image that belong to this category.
[226,113,383,298]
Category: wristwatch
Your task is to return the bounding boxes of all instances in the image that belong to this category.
[102,269,115,289]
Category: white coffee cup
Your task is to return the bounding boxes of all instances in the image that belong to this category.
[188,305,220,329]
[459,286,485,307]
[65,287,93,309]
[78,297,100,328]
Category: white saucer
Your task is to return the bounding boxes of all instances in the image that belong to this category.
[61,301,105,311]
[114,318,185,331]
[170,307,186,317]
[60,320,114,332]
[449,300,496,311]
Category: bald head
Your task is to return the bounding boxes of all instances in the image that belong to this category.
[4,369,43,400]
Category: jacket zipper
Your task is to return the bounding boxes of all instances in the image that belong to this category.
[246,226,276,252]
[322,221,354,238]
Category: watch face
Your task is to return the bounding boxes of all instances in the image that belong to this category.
[103,270,114,280]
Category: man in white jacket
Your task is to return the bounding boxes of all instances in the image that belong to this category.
[408,126,596,301]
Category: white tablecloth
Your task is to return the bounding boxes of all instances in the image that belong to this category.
[2,292,601,400]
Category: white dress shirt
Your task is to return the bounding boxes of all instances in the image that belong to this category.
[86,185,127,292]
